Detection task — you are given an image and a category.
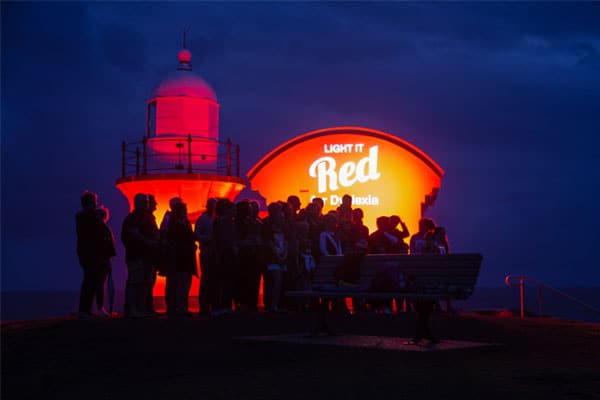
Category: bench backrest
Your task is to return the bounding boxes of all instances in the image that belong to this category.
[312,253,483,300]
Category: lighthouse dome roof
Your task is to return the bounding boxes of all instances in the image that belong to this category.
[150,48,217,101]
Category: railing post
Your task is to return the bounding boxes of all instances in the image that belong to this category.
[121,141,126,177]
[236,144,240,177]
[506,275,600,320]
[175,142,184,170]
[187,134,193,174]
[519,277,525,319]
[226,138,232,176]
[135,146,140,175]
[142,136,148,175]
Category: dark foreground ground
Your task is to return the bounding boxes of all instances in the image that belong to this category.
[2,311,600,400]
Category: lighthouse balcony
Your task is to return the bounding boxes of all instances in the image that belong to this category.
[119,134,241,178]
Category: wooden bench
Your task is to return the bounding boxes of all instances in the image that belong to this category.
[286,253,483,340]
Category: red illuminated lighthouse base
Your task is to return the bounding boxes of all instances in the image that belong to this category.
[116,173,246,297]
[116,173,245,223]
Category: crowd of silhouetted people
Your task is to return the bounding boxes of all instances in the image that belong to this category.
[75,191,449,319]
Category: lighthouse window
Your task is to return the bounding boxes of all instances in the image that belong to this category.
[147,101,157,138]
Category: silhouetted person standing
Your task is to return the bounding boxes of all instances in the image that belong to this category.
[409,219,434,255]
[121,193,159,318]
[350,208,369,250]
[195,198,217,316]
[286,195,302,290]
[164,202,197,316]
[319,213,342,257]
[159,197,183,234]
[367,216,395,254]
[304,202,323,266]
[94,205,116,317]
[336,194,353,224]
[235,199,264,312]
[263,202,288,312]
[75,191,115,320]
[213,198,238,315]
[426,226,450,255]
[145,194,160,315]
[389,215,409,254]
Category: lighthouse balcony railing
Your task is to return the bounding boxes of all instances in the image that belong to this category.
[120,134,240,178]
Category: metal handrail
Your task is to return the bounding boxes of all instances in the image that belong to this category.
[120,134,241,178]
[505,275,600,319]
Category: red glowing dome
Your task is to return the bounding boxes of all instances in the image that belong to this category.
[150,70,217,101]
[150,47,217,101]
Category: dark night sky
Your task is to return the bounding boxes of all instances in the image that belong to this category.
[2,2,600,291]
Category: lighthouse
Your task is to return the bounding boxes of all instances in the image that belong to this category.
[116,42,246,297]
[116,43,246,224]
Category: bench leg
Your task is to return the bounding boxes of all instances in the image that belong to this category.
[412,300,437,343]
[312,298,335,336]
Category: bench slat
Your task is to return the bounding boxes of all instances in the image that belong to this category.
[289,253,482,301]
